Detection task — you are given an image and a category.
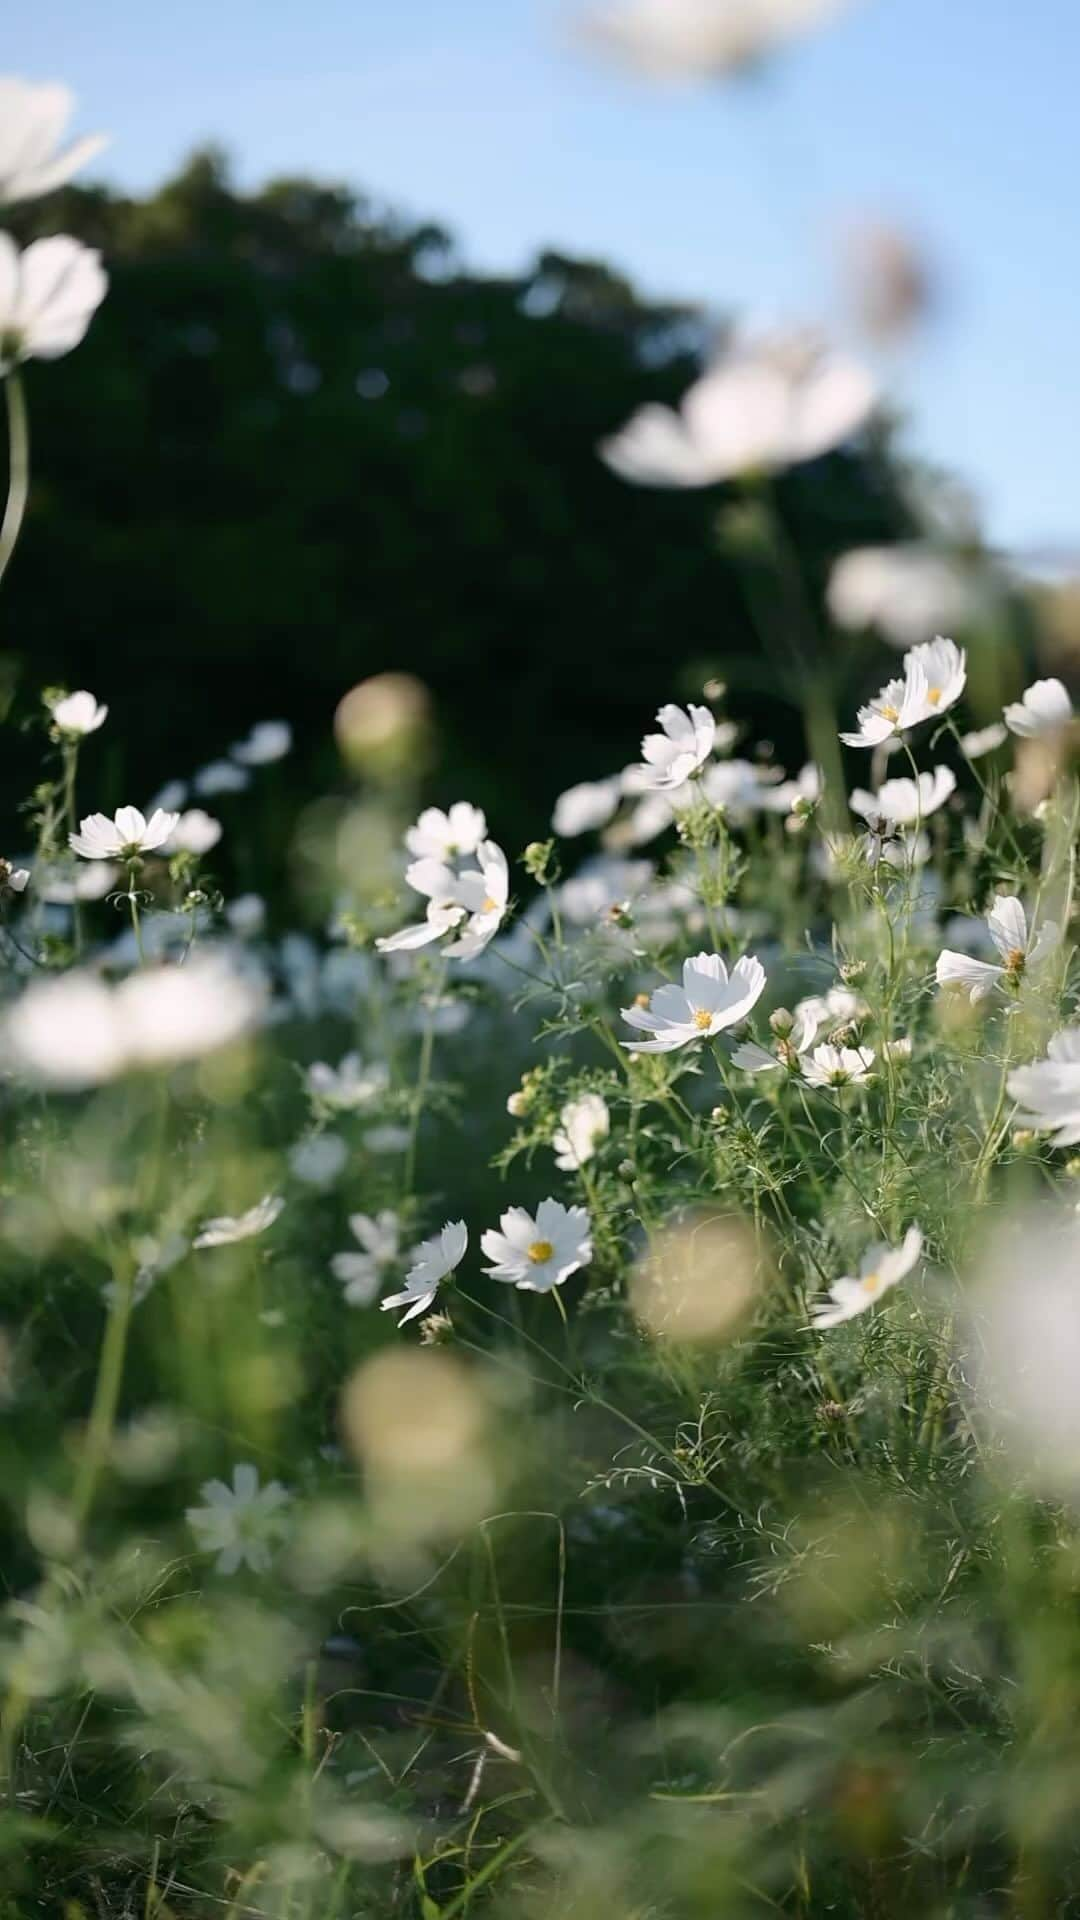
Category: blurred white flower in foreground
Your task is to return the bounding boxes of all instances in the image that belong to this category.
[35,861,117,904]
[482,1200,591,1293]
[405,803,487,862]
[49,689,107,736]
[850,766,955,827]
[0,236,107,372]
[801,1043,874,1088]
[193,1195,283,1250]
[69,805,179,861]
[959,722,1008,759]
[600,332,875,487]
[162,809,221,856]
[622,951,766,1052]
[186,1462,290,1575]
[1007,1029,1080,1147]
[828,545,982,650]
[306,1052,389,1110]
[552,777,621,837]
[4,955,262,1088]
[581,0,850,82]
[382,1219,467,1324]
[1003,677,1074,738]
[194,759,250,796]
[935,895,1059,1004]
[553,1092,610,1169]
[639,703,716,789]
[970,1208,1080,1493]
[809,1226,922,1328]
[288,1133,347,1187]
[0,78,107,204]
[333,1210,400,1305]
[230,720,292,765]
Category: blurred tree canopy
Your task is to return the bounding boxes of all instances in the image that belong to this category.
[4,151,909,868]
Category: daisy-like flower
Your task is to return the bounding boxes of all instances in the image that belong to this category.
[600,331,875,486]
[553,1092,610,1170]
[306,1053,389,1110]
[903,636,967,723]
[193,1195,284,1251]
[405,803,487,863]
[935,895,1060,1004]
[0,79,107,205]
[3,956,261,1087]
[552,778,621,838]
[731,1001,819,1073]
[162,809,222,856]
[850,766,956,829]
[1003,677,1074,737]
[381,1219,467,1324]
[1008,1030,1080,1147]
[230,720,292,765]
[69,805,179,861]
[0,858,29,895]
[839,669,928,749]
[442,840,510,959]
[801,1043,875,1088]
[332,1209,400,1305]
[481,1199,591,1293]
[827,545,983,651]
[622,951,766,1052]
[809,1227,923,1328]
[0,235,107,373]
[186,1462,290,1575]
[49,689,107,736]
[376,857,470,954]
[639,704,716,791]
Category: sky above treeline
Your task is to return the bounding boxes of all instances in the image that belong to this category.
[11,0,1080,554]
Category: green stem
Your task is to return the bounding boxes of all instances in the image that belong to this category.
[0,370,29,590]
[73,1260,135,1527]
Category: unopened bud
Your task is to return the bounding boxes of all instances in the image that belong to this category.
[522,840,555,884]
[769,1007,794,1038]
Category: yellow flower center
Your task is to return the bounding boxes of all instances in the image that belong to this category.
[693,1008,714,1031]
[861,1271,882,1294]
[927,686,942,706]
[634,992,650,1009]
[880,703,899,722]
[1004,947,1025,975]
[480,895,499,913]
[527,1239,554,1264]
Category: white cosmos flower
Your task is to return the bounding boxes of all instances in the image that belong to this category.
[376,856,470,954]
[553,1092,610,1170]
[405,803,487,863]
[49,689,107,736]
[622,950,766,1052]
[582,0,849,79]
[601,331,875,486]
[442,840,510,959]
[0,79,107,204]
[552,778,621,837]
[306,1053,389,1110]
[935,895,1060,1004]
[850,765,956,827]
[1003,677,1074,738]
[230,720,292,765]
[194,760,250,796]
[0,860,29,893]
[0,235,107,372]
[69,805,179,861]
[186,1462,290,1575]
[795,985,866,1033]
[1008,1029,1080,1148]
[902,636,967,724]
[809,1226,923,1328]
[639,704,716,790]
[801,1043,875,1088]
[839,667,928,749]
[162,809,222,856]
[827,545,982,650]
[731,1001,819,1072]
[382,1219,467,1324]
[332,1209,400,1306]
[960,722,1008,758]
[34,860,117,904]
[4,956,261,1088]
[481,1199,591,1293]
[193,1195,284,1250]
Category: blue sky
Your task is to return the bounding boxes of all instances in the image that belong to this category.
[10,0,1080,548]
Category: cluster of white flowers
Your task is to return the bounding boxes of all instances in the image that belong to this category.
[840,636,967,748]
[377,804,510,959]
[0,79,107,373]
